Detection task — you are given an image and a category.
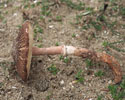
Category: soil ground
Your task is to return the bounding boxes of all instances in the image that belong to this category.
[0,0,125,100]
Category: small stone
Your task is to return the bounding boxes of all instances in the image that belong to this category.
[104,30,107,34]
[63,87,66,90]
[60,80,64,85]
[88,83,91,87]
[71,85,74,88]
[85,67,88,70]
[33,0,37,3]
[49,25,54,29]
[13,13,17,16]
[4,4,7,7]
[12,86,16,89]
[108,80,112,84]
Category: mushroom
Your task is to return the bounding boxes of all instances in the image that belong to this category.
[12,21,122,83]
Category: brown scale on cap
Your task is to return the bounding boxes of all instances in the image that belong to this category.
[12,21,33,81]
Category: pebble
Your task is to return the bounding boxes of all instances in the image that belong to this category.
[12,86,16,89]
[13,13,17,16]
[63,87,66,90]
[69,81,76,88]
[49,25,54,29]
[60,80,64,85]
[85,67,88,70]
[108,80,112,84]
[33,0,37,4]
[71,85,74,88]
[104,30,107,34]
[4,4,7,8]
[88,83,92,87]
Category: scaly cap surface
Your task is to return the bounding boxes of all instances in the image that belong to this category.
[12,21,33,81]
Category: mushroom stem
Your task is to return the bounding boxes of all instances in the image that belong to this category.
[32,46,65,56]
[32,46,89,56]
[32,45,122,83]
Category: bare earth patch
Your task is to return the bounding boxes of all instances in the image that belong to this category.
[0,0,125,100]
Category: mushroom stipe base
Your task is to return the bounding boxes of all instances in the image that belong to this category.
[12,21,122,83]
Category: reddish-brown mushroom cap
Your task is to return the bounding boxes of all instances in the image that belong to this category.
[12,21,33,81]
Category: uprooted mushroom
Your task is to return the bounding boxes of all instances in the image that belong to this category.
[12,21,122,83]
